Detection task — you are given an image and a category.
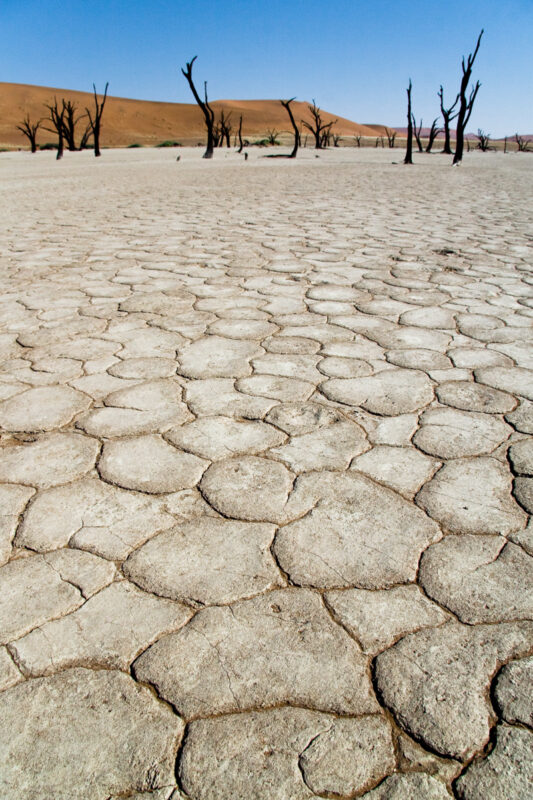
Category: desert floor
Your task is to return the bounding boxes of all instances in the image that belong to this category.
[0,146,532,799]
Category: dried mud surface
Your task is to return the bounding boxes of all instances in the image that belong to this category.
[0,147,531,799]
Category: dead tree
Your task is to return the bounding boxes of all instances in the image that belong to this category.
[218,110,232,147]
[412,115,423,152]
[438,86,459,154]
[320,121,336,147]
[79,120,93,150]
[62,100,85,151]
[384,127,396,148]
[404,80,413,165]
[354,135,361,147]
[266,129,281,145]
[237,115,244,153]
[453,30,483,165]
[425,118,442,153]
[16,114,42,152]
[476,129,491,151]
[44,99,66,160]
[181,57,215,158]
[333,133,342,147]
[515,134,532,152]
[85,82,109,157]
[302,100,331,149]
[280,98,299,158]
[504,136,508,153]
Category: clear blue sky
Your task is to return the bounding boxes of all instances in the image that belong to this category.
[1,0,531,136]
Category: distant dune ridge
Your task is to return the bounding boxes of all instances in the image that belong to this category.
[0,82,383,149]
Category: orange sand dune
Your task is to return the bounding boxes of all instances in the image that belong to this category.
[0,82,382,148]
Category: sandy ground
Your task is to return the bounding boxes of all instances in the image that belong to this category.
[0,147,532,799]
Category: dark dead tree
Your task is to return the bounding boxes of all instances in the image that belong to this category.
[266,129,281,145]
[320,120,336,147]
[79,120,93,150]
[354,135,361,147]
[302,100,331,149]
[181,57,215,159]
[375,137,380,148]
[280,98,299,158]
[85,82,109,157]
[404,80,413,165]
[380,136,385,148]
[438,86,459,154]
[412,114,424,152]
[237,115,244,153]
[385,128,396,148]
[62,100,85,151]
[218,110,232,147]
[504,136,507,153]
[16,114,42,152]
[212,119,222,147]
[44,98,66,160]
[425,118,442,152]
[476,129,491,151]
[453,30,483,165]
[515,134,532,152]
[333,133,342,147]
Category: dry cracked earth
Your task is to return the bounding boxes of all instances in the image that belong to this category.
[0,146,532,799]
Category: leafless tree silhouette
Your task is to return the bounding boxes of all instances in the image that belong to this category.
[302,100,334,149]
[438,86,459,155]
[62,100,85,151]
[237,115,244,153]
[181,57,215,159]
[404,80,413,165]
[412,115,424,152]
[385,128,396,148]
[333,133,342,147]
[44,98,66,160]
[79,120,93,150]
[280,98,299,158]
[85,83,109,157]
[425,118,442,153]
[354,135,361,147]
[476,129,491,151]
[453,30,483,165]
[515,134,532,152]
[218,110,232,147]
[16,114,42,153]
[266,129,281,145]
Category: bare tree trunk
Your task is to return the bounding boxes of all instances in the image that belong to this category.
[79,121,92,150]
[280,98,299,158]
[453,30,483,165]
[16,114,42,152]
[425,118,442,153]
[181,57,215,159]
[412,114,423,152]
[237,115,244,153]
[404,80,413,164]
[44,99,65,160]
[438,86,459,155]
[86,82,109,157]
[302,100,331,149]
[476,129,491,151]
[62,100,84,151]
